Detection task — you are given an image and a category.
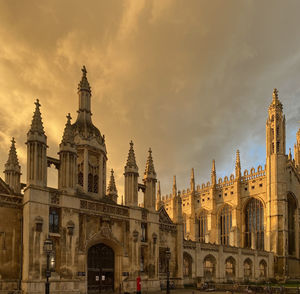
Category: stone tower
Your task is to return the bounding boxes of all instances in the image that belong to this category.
[58,114,77,193]
[266,88,287,274]
[124,141,139,207]
[4,137,21,193]
[143,148,157,211]
[72,66,107,197]
[26,99,47,187]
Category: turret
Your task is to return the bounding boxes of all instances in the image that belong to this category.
[172,175,177,197]
[107,169,118,203]
[143,148,157,211]
[211,160,216,186]
[26,99,47,187]
[156,181,163,210]
[4,138,21,193]
[72,66,107,197]
[235,150,241,179]
[190,168,195,192]
[58,114,77,192]
[124,141,139,207]
[294,128,300,168]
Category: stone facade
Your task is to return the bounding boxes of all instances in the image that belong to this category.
[0,68,295,294]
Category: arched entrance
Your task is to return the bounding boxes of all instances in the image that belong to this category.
[88,243,114,293]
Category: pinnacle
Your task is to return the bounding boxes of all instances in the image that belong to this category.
[6,137,19,167]
[61,113,74,144]
[212,159,216,172]
[125,140,138,170]
[236,149,240,164]
[273,88,278,100]
[29,99,45,135]
[107,169,117,195]
[144,148,156,178]
[78,65,91,93]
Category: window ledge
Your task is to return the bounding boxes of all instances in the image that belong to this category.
[49,232,61,238]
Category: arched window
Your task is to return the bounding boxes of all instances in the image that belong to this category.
[93,175,99,193]
[183,252,193,278]
[78,172,83,187]
[288,194,297,255]
[244,258,252,280]
[225,257,236,281]
[259,260,267,278]
[203,255,216,281]
[49,207,60,233]
[245,198,264,250]
[220,205,232,245]
[88,173,93,192]
[198,210,207,243]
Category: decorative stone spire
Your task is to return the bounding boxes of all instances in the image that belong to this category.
[144,148,156,179]
[125,141,138,172]
[28,99,45,136]
[107,169,117,194]
[190,168,195,192]
[4,138,21,193]
[156,180,164,210]
[78,65,91,94]
[235,150,241,179]
[6,138,19,167]
[172,175,177,197]
[61,113,74,144]
[288,148,292,161]
[269,88,283,110]
[211,160,216,186]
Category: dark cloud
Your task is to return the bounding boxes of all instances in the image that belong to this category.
[0,0,299,197]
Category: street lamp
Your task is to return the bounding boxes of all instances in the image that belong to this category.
[44,237,54,294]
[165,247,171,294]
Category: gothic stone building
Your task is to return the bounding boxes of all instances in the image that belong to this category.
[2,68,298,294]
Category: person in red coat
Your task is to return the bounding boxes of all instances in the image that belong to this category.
[136,276,141,294]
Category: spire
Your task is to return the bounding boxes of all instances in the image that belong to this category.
[190,168,195,192]
[144,148,156,179]
[61,113,74,144]
[157,180,161,200]
[235,150,241,178]
[273,88,278,102]
[211,160,216,186]
[125,140,138,173]
[269,88,283,110]
[107,169,118,203]
[28,99,45,136]
[6,137,19,167]
[172,175,177,197]
[288,148,292,161]
[78,65,91,93]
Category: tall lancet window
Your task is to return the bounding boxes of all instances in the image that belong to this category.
[220,204,232,245]
[245,198,264,250]
[199,210,207,243]
[78,162,83,187]
[88,164,99,193]
[288,194,296,255]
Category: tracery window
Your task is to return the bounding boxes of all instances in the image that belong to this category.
[245,198,264,250]
[88,164,99,193]
[183,252,192,278]
[288,194,296,255]
[259,260,267,278]
[220,205,232,245]
[88,173,93,192]
[203,255,216,281]
[225,257,235,281]
[198,210,207,243]
[141,223,147,242]
[78,162,83,186]
[244,258,252,279]
[49,207,60,233]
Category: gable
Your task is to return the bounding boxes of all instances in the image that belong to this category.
[0,177,12,195]
[158,206,174,224]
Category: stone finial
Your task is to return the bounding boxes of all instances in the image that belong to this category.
[125,140,138,171]
[190,168,195,192]
[144,148,156,178]
[273,88,278,101]
[235,149,241,178]
[61,113,74,144]
[6,137,19,167]
[107,169,118,195]
[288,148,292,160]
[28,99,45,135]
[172,175,177,196]
[78,65,91,93]
[157,180,161,198]
[211,159,216,185]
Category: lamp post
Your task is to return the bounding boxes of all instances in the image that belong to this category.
[165,247,171,294]
[44,237,53,294]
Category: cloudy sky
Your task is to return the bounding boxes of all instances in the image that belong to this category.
[0,0,300,199]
